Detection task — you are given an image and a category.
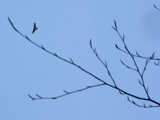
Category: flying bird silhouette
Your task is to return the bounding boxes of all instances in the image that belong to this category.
[32,23,38,34]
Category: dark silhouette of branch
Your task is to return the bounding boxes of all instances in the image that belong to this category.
[8,17,160,108]
[113,20,152,96]
[115,44,160,61]
[28,83,106,100]
[112,19,160,107]
[127,97,160,108]
[120,60,137,71]
[90,40,117,87]
[153,4,160,11]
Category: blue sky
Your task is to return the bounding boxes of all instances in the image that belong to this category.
[1,0,160,119]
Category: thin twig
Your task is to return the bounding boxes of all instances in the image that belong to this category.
[90,40,117,87]
[28,83,106,100]
[115,44,160,61]
[120,60,137,71]
[153,4,160,11]
[127,96,159,108]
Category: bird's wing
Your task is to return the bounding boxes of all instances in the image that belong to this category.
[32,28,35,33]
[32,23,37,33]
[34,23,36,28]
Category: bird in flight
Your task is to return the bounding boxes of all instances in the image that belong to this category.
[32,23,38,34]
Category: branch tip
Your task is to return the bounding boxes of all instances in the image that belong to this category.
[122,34,125,41]
[115,44,120,50]
[138,79,143,86]
[41,44,45,50]
[28,94,35,101]
[70,58,74,63]
[119,90,124,95]
[63,90,69,94]
[150,52,155,59]
[114,19,117,30]
[35,94,43,98]
[136,52,141,57]
[127,96,130,101]
[89,39,92,48]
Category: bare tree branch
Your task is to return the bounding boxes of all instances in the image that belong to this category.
[112,20,160,107]
[127,96,160,108]
[115,44,160,61]
[112,20,153,99]
[90,39,117,87]
[8,17,160,108]
[120,59,137,71]
[28,83,106,100]
[8,17,107,84]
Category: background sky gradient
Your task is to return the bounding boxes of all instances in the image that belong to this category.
[1,0,160,119]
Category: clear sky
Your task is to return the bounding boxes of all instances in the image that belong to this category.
[1,0,160,119]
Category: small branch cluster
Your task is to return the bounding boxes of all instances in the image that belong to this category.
[8,13,160,108]
[112,19,160,108]
[89,40,117,87]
